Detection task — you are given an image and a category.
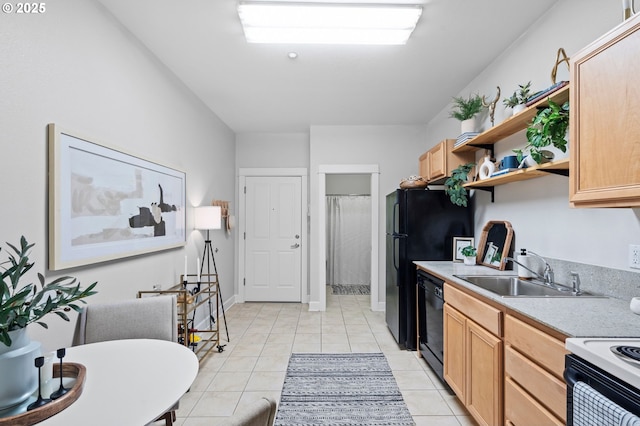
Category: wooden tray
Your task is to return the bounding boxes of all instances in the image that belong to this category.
[0,362,86,425]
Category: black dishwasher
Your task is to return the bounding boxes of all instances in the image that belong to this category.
[417,269,449,387]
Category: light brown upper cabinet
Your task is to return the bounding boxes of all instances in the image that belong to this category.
[570,13,640,207]
[419,139,474,184]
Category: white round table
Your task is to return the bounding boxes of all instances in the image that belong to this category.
[40,339,198,425]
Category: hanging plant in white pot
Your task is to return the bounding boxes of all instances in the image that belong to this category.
[514,99,570,165]
[0,237,97,410]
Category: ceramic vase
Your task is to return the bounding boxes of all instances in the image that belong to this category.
[464,256,476,266]
[0,329,41,410]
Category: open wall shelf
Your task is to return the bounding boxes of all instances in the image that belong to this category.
[452,85,570,153]
[464,158,569,189]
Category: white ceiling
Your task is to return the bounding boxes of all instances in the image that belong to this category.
[97,0,558,133]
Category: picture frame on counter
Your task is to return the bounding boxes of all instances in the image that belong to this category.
[453,237,475,262]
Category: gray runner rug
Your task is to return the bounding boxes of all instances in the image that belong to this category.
[274,353,415,426]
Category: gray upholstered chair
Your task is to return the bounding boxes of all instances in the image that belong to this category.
[73,295,180,425]
[226,397,277,426]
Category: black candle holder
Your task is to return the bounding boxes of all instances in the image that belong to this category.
[27,356,51,410]
[50,348,68,400]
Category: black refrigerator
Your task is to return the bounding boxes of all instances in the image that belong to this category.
[385,188,473,350]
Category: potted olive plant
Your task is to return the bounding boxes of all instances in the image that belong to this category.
[460,245,477,265]
[0,236,97,409]
[449,93,484,134]
[444,163,475,207]
[503,81,532,115]
[514,100,569,164]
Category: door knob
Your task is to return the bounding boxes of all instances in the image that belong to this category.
[291,243,300,249]
[295,234,300,239]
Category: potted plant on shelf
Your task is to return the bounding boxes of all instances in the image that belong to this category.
[0,236,97,410]
[503,81,532,115]
[444,162,475,207]
[461,245,477,265]
[514,99,569,165]
[449,93,484,134]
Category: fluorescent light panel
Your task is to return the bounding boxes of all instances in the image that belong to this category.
[238,2,423,45]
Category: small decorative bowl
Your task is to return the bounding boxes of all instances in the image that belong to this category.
[400,176,428,189]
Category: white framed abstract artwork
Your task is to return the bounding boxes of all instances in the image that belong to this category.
[48,124,186,270]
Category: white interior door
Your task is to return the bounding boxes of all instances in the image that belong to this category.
[244,176,302,301]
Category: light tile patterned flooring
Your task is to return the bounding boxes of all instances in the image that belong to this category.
[170,290,476,425]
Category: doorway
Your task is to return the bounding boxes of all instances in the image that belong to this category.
[317,165,380,312]
[326,174,371,296]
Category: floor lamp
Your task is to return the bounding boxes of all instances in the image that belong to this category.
[194,206,230,344]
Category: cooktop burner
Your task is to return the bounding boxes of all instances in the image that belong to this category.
[611,345,640,364]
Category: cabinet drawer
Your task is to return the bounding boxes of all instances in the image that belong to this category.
[504,315,566,377]
[505,345,566,421]
[444,283,501,336]
[505,377,563,426]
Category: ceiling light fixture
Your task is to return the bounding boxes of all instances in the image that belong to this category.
[237,1,423,45]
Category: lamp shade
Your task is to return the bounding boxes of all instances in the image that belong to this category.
[194,206,222,230]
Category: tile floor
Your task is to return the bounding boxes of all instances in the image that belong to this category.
[169,289,476,425]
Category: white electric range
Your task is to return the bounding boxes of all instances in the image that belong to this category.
[566,338,640,391]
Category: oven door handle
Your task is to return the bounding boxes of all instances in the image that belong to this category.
[564,366,584,387]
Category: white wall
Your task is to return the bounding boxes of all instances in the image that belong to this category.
[425,0,640,277]
[309,125,428,306]
[0,0,235,351]
[235,133,310,169]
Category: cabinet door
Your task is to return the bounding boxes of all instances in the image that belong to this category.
[429,140,447,180]
[443,303,466,401]
[570,14,640,207]
[466,319,503,426]
[419,151,430,180]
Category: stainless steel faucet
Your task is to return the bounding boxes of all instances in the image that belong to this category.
[503,252,555,287]
[527,251,554,286]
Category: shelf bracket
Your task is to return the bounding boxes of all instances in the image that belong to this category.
[539,169,569,177]
[472,186,495,203]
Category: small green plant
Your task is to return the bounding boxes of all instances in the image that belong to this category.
[0,237,98,346]
[449,93,484,121]
[503,81,532,108]
[444,163,475,207]
[461,246,477,257]
[515,100,569,164]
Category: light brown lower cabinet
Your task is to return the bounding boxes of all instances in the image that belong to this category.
[504,314,568,425]
[443,284,503,426]
[442,282,569,426]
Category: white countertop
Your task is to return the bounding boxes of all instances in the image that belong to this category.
[415,261,640,338]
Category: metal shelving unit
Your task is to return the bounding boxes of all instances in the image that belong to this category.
[138,273,225,363]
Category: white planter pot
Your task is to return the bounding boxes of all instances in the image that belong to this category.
[512,104,526,115]
[0,329,41,410]
[464,256,477,266]
[460,118,476,134]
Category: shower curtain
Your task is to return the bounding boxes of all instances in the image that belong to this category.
[326,195,371,286]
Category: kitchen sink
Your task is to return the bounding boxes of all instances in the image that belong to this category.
[453,275,600,298]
